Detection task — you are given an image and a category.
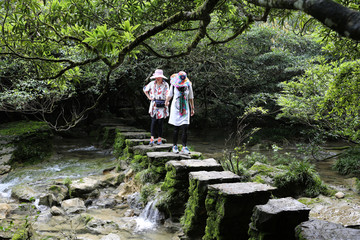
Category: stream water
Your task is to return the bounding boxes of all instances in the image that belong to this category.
[0,136,177,239]
[0,127,358,238]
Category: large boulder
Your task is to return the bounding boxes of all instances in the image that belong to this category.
[70,172,124,199]
[11,184,39,202]
[0,203,11,219]
[248,162,286,186]
[61,198,86,214]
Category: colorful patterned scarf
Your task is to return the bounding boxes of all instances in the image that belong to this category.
[170,72,191,116]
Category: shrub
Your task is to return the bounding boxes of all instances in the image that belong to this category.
[333,147,360,177]
[244,152,269,168]
[274,160,329,198]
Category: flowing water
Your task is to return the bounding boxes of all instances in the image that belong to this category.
[1,127,358,238]
[0,136,176,239]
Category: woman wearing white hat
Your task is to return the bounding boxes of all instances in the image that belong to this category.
[165,71,195,154]
[143,69,169,146]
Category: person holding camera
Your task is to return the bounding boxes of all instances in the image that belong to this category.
[143,69,169,146]
[165,71,195,154]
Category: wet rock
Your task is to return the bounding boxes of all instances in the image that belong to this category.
[123,209,135,217]
[61,198,86,214]
[249,197,310,239]
[335,192,345,199]
[344,178,359,192]
[0,203,11,219]
[91,196,118,209]
[50,206,64,216]
[39,193,57,207]
[48,184,68,204]
[86,218,119,235]
[0,165,11,175]
[117,160,129,171]
[127,192,142,209]
[0,154,12,165]
[116,178,140,202]
[100,233,122,240]
[70,177,101,198]
[11,184,39,201]
[34,214,87,238]
[124,168,135,181]
[164,218,182,232]
[0,147,15,156]
[295,219,360,240]
[97,172,125,187]
[304,195,360,227]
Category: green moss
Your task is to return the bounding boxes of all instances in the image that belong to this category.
[130,155,148,172]
[122,146,132,158]
[8,124,53,165]
[253,175,266,184]
[297,197,322,206]
[136,168,162,184]
[181,178,209,237]
[140,183,161,204]
[161,168,177,191]
[274,160,329,198]
[97,127,117,148]
[250,163,277,175]
[0,121,48,136]
[248,231,268,240]
[203,190,226,240]
[11,227,28,240]
[113,131,126,158]
[49,185,61,192]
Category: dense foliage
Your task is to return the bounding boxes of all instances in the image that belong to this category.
[276,59,360,143]
[1,0,359,131]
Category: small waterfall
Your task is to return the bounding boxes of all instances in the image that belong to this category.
[135,199,164,231]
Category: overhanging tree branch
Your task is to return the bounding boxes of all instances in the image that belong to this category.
[245,0,360,40]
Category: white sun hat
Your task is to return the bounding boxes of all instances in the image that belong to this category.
[150,69,167,79]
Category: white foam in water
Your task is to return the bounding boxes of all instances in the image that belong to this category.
[34,198,49,212]
[0,177,23,198]
[44,165,62,172]
[135,200,164,232]
[67,146,98,152]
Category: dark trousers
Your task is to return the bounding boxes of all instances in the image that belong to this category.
[173,124,188,146]
[150,117,164,138]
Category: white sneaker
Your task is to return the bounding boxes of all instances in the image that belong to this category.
[181,146,190,154]
[172,145,179,153]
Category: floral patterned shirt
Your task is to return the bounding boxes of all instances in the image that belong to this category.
[143,80,169,119]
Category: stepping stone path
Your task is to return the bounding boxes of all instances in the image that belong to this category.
[131,144,173,155]
[203,182,276,240]
[110,121,350,240]
[249,197,311,240]
[158,159,224,220]
[182,171,242,238]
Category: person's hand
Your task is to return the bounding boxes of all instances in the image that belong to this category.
[165,101,169,106]
[148,97,153,101]
[191,108,195,116]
